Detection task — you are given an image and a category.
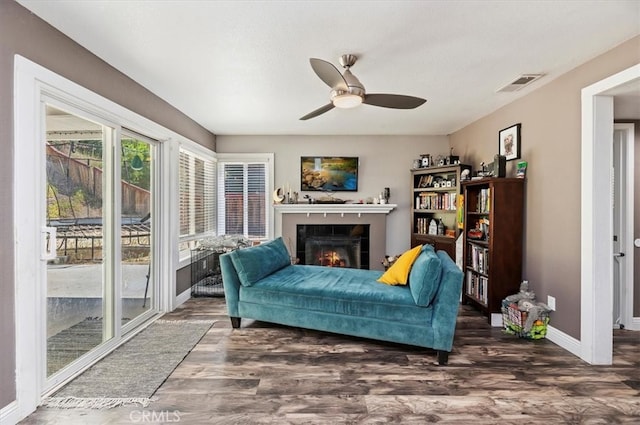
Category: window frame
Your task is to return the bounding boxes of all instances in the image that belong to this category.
[177,140,217,266]
[216,152,274,242]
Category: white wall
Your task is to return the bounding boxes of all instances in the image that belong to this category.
[216,135,450,255]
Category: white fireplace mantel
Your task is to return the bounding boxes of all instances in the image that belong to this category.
[274,203,396,216]
[273,204,396,271]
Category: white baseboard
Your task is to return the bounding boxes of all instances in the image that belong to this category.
[175,288,191,308]
[546,324,582,358]
[490,313,503,328]
[629,316,640,331]
[0,400,20,425]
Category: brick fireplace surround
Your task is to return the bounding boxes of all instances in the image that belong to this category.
[274,204,396,271]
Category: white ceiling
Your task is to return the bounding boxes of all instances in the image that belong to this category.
[17,0,640,136]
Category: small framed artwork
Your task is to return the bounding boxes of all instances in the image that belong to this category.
[498,123,521,161]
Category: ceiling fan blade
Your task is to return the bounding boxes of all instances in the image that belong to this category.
[363,94,427,109]
[300,103,335,120]
[309,58,348,91]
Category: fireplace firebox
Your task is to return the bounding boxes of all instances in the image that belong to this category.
[296,224,370,269]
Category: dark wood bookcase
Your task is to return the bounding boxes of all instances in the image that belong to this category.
[462,178,524,322]
[410,164,471,260]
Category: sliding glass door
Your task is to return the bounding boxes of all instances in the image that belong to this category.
[45,105,111,378]
[44,104,157,389]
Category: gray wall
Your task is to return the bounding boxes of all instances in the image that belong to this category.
[449,36,640,339]
[216,135,450,255]
[0,0,215,410]
[176,264,192,296]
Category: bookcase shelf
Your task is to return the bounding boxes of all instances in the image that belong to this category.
[410,164,471,260]
[461,178,525,322]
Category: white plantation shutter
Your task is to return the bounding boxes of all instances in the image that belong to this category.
[217,155,272,240]
[179,148,215,248]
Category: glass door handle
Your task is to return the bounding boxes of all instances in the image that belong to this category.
[41,226,57,260]
[613,252,625,257]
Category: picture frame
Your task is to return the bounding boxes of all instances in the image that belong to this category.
[498,123,521,161]
[300,156,359,191]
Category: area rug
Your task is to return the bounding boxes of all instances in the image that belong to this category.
[43,319,214,409]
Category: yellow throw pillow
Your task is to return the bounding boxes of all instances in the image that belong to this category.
[377,244,423,285]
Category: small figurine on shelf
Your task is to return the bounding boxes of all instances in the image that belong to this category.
[428,219,438,235]
[437,218,445,235]
[381,254,401,271]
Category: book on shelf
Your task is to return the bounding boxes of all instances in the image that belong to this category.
[467,243,489,274]
[476,188,491,213]
[417,192,458,211]
[466,270,488,305]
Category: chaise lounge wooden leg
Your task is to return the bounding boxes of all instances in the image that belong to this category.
[437,350,449,366]
[230,317,241,328]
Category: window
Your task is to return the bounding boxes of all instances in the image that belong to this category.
[179,146,216,259]
[217,153,273,241]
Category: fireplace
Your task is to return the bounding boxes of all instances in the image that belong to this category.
[297,224,370,269]
[275,203,395,271]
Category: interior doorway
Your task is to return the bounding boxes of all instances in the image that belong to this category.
[581,63,640,365]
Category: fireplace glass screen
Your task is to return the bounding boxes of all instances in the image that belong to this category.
[305,236,361,268]
[296,224,370,269]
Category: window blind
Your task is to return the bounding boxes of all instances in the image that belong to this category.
[217,161,268,239]
[179,148,215,242]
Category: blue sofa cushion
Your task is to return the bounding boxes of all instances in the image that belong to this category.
[240,265,434,325]
[230,237,291,286]
[409,245,443,307]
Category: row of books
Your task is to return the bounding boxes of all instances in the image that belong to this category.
[467,243,489,274]
[475,188,491,213]
[417,192,458,211]
[466,270,488,305]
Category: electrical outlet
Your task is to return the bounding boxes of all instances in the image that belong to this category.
[547,295,556,311]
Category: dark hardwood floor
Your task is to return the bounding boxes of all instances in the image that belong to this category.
[22,297,640,424]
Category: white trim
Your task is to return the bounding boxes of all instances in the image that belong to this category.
[164,140,180,310]
[180,137,216,161]
[546,325,582,359]
[581,63,640,365]
[14,54,46,421]
[0,401,19,425]
[175,287,192,308]
[274,203,397,215]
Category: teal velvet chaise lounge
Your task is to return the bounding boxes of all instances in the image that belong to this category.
[220,237,463,365]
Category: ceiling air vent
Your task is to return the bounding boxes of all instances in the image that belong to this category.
[497,74,544,92]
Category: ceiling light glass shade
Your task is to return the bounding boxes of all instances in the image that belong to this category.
[332,93,362,109]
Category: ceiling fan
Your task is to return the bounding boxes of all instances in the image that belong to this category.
[300,54,427,120]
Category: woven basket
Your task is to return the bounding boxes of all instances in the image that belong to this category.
[501,300,549,340]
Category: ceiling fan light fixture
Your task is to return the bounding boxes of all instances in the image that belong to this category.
[331,92,363,109]
[301,55,425,120]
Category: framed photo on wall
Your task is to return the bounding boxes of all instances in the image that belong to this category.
[498,123,521,161]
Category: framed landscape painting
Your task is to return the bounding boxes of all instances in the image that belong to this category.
[300,156,359,191]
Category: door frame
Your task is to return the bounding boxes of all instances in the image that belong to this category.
[613,123,635,331]
[581,63,640,365]
[13,55,178,419]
